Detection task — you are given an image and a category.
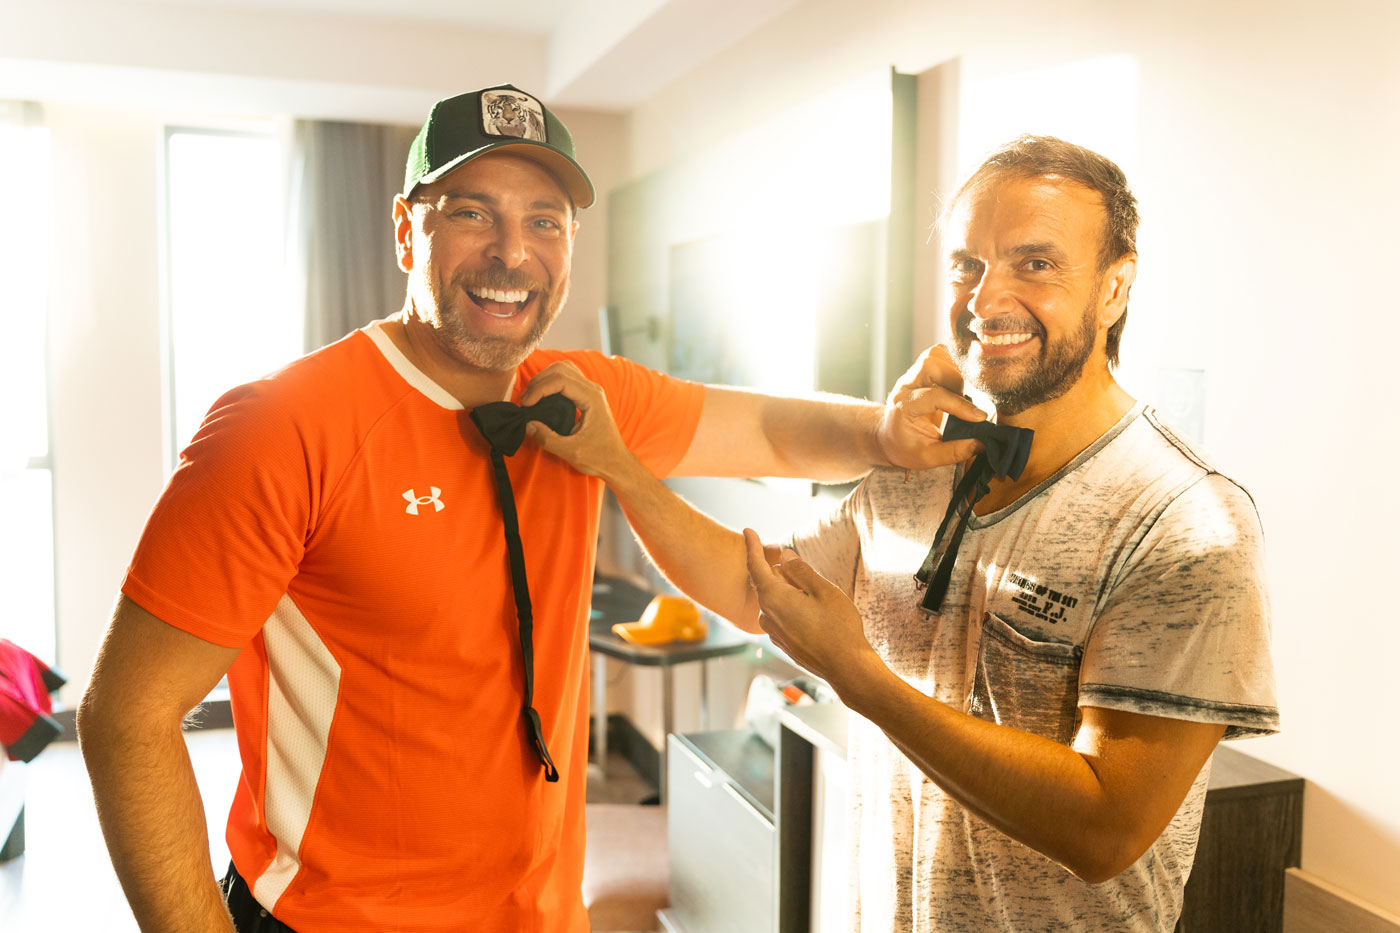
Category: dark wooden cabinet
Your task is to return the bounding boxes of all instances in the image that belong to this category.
[1177,745,1304,933]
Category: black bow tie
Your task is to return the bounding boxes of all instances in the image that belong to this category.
[914,416,1035,614]
[941,416,1034,481]
[468,393,577,784]
[470,394,577,456]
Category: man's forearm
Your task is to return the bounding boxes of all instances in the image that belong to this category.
[833,654,1202,884]
[674,387,893,481]
[604,452,762,632]
[79,705,235,932]
[756,394,889,482]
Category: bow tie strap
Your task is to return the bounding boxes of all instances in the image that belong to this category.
[942,416,1034,482]
[913,416,1035,615]
[468,392,577,784]
[470,394,577,456]
[914,454,993,614]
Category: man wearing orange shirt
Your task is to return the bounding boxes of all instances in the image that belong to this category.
[75,85,965,932]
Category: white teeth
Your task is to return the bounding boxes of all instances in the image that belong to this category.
[470,287,530,304]
[981,332,1035,347]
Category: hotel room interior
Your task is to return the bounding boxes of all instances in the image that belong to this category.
[1,0,1397,930]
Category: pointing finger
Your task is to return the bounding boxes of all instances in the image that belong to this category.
[775,550,825,595]
[743,528,781,592]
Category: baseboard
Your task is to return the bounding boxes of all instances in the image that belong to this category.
[1284,868,1400,933]
[593,713,660,791]
[0,806,24,861]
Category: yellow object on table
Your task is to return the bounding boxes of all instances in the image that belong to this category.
[612,595,707,645]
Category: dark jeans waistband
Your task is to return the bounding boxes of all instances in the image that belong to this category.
[220,861,298,933]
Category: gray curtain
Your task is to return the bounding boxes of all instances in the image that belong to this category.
[289,119,418,351]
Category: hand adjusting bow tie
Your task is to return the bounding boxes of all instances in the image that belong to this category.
[469,393,577,783]
[914,415,1034,615]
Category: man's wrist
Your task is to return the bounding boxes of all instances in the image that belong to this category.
[598,446,652,495]
[869,405,898,468]
[827,645,893,707]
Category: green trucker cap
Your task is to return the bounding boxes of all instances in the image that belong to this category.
[402,84,594,209]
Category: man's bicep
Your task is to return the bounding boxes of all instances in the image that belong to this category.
[84,595,243,724]
[1073,706,1224,840]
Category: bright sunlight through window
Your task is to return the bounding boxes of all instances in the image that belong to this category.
[164,128,299,463]
[0,108,56,661]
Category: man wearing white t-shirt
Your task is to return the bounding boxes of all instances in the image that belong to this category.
[534,135,1277,931]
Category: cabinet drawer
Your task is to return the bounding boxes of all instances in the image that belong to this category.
[667,735,775,933]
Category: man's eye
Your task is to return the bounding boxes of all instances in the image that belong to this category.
[952,258,982,277]
[453,209,485,220]
[532,218,561,231]
[1025,258,1051,272]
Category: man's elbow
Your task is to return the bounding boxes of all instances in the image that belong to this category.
[1062,824,1157,885]
[726,591,765,636]
[76,675,171,759]
[76,680,118,759]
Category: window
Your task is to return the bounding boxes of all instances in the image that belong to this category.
[0,104,56,661]
[162,126,300,464]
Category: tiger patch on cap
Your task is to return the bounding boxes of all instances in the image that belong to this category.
[480,89,547,142]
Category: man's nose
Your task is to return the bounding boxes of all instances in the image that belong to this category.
[487,223,528,268]
[967,267,1014,317]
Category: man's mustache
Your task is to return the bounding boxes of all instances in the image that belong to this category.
[458,268,547,293]
[955,311,1044,340]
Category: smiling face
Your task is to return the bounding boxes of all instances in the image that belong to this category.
[394,152,577,373]
[946,175,1127,417]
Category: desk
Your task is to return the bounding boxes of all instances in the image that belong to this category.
[589,575,750,801]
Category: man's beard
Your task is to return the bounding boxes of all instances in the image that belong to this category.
[952,293,1098,417]
[431,265,568,372]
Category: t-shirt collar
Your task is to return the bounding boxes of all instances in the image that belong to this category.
[361,319,518,410]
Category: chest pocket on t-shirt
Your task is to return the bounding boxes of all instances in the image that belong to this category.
[969,612,1083,744]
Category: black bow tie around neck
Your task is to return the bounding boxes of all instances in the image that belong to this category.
[914,415,1035,615]
[469,393,577,456]
[941,415,1034,481]
[467,392,577,784]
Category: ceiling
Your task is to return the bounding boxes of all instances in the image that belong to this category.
[150,0,572,34]
[0,0,801,121]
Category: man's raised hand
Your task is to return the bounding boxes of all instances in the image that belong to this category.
[522,361,640,484]
[742,528,878,690]
[877,345,988,470]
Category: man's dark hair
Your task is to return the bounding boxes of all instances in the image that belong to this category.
[951,135,1139,367]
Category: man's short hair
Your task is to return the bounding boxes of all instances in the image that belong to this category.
[951,135,1139,366]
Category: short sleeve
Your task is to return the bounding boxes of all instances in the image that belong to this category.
[790,481,865,599]
[568,352,705,479]
[122,383,310,649]
[1080,474,1278,738]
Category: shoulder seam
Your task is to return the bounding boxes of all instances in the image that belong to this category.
[1142,407,1264,527]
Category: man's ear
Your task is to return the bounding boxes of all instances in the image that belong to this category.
[393,196,414,272]
[1100,254,1137,329]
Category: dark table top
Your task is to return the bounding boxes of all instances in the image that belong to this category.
[588,573,751,667]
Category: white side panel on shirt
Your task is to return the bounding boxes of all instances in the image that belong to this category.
[253,593,342,911]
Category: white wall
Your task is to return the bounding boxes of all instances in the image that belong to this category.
[39,101,625,707]
[45,104,169,708]
[539,108,630,353]
[622,0,1400,916]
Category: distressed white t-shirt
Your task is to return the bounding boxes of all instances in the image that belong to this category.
[792,403,1278,932]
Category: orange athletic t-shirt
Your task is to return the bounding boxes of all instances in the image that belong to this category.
[122,322,704,932]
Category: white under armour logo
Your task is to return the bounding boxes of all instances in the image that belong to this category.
[403,487,445,515]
